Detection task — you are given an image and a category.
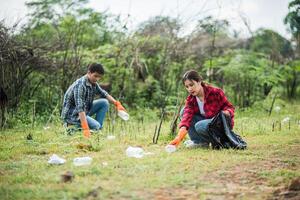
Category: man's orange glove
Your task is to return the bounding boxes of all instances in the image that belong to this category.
[169,128,188,147]
[114,101,126,111]
[81,120,91,138]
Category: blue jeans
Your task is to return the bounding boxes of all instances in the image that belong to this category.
[180,109,213,145]
[86,98,109,130]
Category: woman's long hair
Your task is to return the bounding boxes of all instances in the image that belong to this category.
[182,70,203,84]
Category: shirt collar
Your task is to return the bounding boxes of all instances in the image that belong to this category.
[84,75,93,87]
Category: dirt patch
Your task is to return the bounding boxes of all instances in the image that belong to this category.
[135,187,200,200]
[269,178,300,200]
[199,157,298,199]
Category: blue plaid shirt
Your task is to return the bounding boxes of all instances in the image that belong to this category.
[61,75,108,124]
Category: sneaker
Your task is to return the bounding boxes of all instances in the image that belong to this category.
[64,123,81,135]
[185,140,209,149]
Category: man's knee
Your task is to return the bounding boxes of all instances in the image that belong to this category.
[90,122,101,130]
[102,99,109,109]
[94,98,109,110]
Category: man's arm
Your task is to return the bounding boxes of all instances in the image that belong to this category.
[78,111,90,137]
[106,94,126,111]
[105,94,117,105]
[96,84,126,111]
[73,84,91,138]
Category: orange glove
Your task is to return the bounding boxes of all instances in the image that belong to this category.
[81,120,91,138]
[114,101,126,111]
[169,128,188,147]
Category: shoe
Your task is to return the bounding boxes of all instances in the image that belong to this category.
[64,123,80,135]
[185,140,209,149]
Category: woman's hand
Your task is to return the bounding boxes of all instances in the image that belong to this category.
[222,110,230,117]
[169,127,188,147]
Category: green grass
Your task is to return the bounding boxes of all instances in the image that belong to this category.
[0,104,300,199]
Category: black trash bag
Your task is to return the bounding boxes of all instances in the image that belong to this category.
[208,112,247,149]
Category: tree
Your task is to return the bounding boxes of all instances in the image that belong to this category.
[284,0,300,56]
[0,22,52,127]
[25,0,115,93]
[215,50,283,107]
[248,28,293,63]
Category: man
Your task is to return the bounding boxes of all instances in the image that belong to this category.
[61,63,126,138]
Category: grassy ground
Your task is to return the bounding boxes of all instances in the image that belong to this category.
[0,104,300,200]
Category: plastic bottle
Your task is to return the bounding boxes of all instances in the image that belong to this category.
[73,157,93,166]
[126,146,144,158]
[48,154,66,165]
[165,145,176,153]
[118,110,129,121]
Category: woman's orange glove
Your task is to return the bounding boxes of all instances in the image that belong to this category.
[81,120,91,138]
[169,128,188,147]
[114,101,126,111]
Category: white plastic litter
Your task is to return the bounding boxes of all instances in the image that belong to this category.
[144,152,155,156]
[107,135,116,140]
[73,157,93,166]
[48,154,66,165]
[165,145,176,153]
[118,110,129,121]
[274,106,281,112]
[282,117,290,123]
[126,146,144,158]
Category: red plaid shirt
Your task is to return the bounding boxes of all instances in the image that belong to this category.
[179,83,235,129]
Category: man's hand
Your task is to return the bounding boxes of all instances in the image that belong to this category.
[83,128,91,138]
[81,119,90,138]
[114,101,126,111]
[169,127,188,147]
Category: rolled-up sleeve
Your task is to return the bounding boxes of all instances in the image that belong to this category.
[74,84,85,113]
[96,84,108,98]
[179,97,196,130]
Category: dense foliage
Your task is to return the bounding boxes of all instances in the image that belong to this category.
[0,0,300,128]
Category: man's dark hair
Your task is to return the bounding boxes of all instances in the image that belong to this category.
[88,63,104,74]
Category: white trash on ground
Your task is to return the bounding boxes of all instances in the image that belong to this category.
[107,135,116,140]
[282,117,290,123]
[73,156,93,166]
[48,154,66,165]
[144,152,155,156]
[274,106,281,112]
[118,110,129,121]
[126,146,144,158]
[165,145,176,153]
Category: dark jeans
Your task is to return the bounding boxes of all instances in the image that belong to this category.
[180,109,213,145]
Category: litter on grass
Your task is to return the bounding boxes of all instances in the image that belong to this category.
[165,145,176,153]
[282,117,290,123]
[73,156,93,166]
[107,135,116,140]
[48,154,66,165]
[126,146,145,158]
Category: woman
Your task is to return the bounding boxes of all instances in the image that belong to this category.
[169,70,234,148]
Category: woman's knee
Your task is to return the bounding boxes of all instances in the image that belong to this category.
[195,120,210,134]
